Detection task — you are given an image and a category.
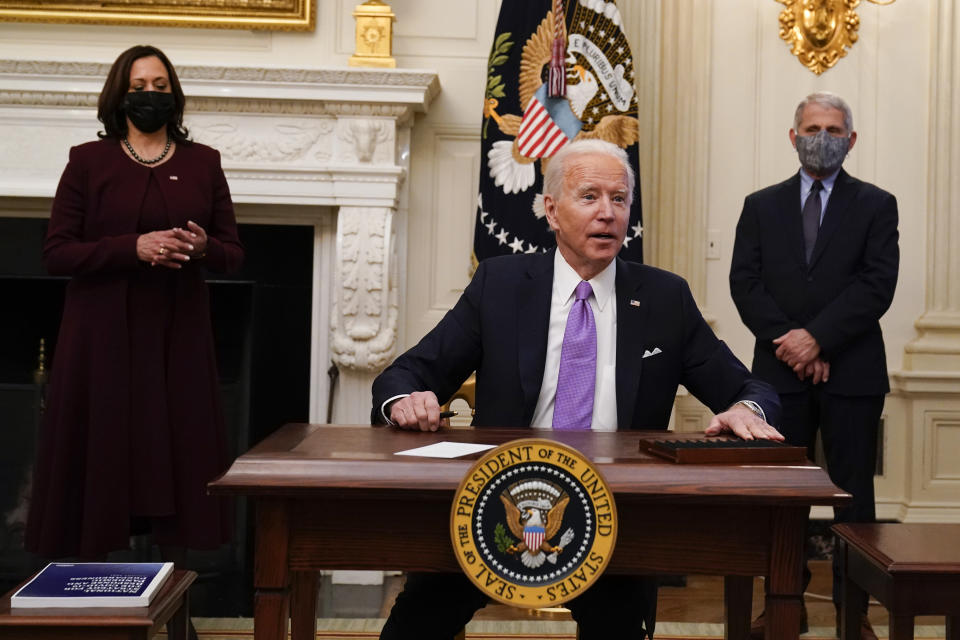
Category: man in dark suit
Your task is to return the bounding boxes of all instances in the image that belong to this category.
[730,92,898,640]
[372,139,783,640]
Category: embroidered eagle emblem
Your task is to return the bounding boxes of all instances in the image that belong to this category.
[484,7,639,201]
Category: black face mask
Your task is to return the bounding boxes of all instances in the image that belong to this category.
[123,91,176,134]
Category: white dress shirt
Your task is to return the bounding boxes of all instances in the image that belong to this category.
[530,251,618,431]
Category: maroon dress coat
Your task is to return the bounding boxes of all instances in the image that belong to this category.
[25,138,244,558]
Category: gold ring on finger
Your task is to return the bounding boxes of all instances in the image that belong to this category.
[159,246,166,255]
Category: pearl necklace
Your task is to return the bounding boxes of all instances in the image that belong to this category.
[122,136,172,165]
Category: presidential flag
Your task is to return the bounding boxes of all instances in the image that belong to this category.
[474,0,643,264]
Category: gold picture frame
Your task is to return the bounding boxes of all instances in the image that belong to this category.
[0,0,315,31]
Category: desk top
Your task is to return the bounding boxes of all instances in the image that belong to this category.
[834,523,960,573]
[210,424,849,507]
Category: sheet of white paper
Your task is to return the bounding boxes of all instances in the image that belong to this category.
[395,441,496,458]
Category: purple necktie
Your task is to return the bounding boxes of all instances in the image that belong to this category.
[553,281,597,430]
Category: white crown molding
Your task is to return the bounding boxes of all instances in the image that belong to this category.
[0,60,440,115]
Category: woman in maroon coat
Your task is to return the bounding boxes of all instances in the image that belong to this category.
[25,45,243,569]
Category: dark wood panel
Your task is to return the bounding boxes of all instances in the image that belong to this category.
[848,551,960,614]
[612,505,771,576]
[284,496,774,576]
[287,495,458,572]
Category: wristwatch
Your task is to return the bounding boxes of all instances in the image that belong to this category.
[734,399,766,422]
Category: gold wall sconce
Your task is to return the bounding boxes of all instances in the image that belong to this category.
[349,0,397,68]
[777,0,895,75]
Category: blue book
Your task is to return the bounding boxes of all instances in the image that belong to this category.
[11,562,174,608]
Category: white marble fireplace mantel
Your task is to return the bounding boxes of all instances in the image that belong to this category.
[0,59,440,424]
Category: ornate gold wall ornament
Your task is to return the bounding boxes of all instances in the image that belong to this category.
[777,0,894,75]
[349,0,396,69]
[0,0,314,30]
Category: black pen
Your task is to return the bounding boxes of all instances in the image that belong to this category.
[440,410,458,419]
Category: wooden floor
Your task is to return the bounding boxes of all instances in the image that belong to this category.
[377,560,944,631]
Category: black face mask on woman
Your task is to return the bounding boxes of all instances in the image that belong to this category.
[123,91,175,134]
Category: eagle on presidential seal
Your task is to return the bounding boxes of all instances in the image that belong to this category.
[500,480,576,569]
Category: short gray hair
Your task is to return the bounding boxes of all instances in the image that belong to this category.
[793,91,854,133]
[542,139,635,206]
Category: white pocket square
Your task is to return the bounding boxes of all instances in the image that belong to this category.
[642,347,662,359]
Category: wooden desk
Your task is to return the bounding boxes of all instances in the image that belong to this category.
[0,569,196,640]
[834,523,960,640]
[209,424,850,640]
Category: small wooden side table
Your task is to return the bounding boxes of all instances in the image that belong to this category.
[0,568,196,640]
[834,523,960,640]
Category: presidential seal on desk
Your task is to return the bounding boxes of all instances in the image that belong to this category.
[450,439,617,607]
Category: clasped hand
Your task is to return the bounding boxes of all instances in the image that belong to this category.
[137,220,208,269]
[772,328,830,383]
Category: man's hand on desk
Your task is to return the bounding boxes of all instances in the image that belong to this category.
[388,391,450,432]
[704,404,785,441]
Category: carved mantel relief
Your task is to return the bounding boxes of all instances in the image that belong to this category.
[331,206,398,371]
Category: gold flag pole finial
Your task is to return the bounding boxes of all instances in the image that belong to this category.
[349,0,397,68]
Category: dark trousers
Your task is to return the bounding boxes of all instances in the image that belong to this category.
[778,389,883,608]
[379,572,657,640]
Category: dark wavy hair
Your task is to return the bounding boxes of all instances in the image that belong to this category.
[97,45,189,143]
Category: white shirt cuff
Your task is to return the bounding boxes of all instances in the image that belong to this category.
[380,394,410,425]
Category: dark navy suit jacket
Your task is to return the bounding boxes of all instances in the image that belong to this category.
[729,169,899,396]
[373,250,780,428]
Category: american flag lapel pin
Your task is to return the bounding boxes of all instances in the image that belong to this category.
[169,175,178,180]
[629,299,640,307]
